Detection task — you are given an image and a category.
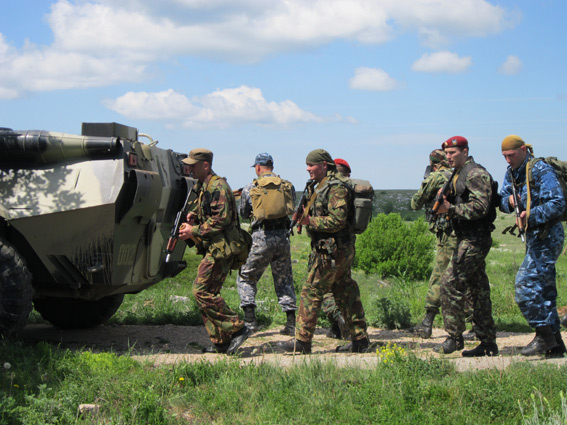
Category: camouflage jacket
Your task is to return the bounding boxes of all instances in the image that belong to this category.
[411,166,453,234]
[499,153,565,229]
[305,170,353,241]
[189,173,236,242]
[411,166,452,211]
[447,156,496,229]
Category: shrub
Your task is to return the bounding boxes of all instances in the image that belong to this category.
[355,213,435,280]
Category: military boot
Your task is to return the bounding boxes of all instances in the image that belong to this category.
[546,332,567,358]
[561,314,567,329]
[279,310,296,336]
[276,339,312,354]
[326,313,349,339]
[409,310,436,339]
[434,334,464,354]
[243,305,260,333]
[335,337,370,353]
[521,326,557,356]
[462,341,499,357]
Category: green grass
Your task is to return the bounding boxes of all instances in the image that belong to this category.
[6,211,567,424]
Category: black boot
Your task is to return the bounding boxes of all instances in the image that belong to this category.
[546,332,567,358]
[276,339,312,354]
[521,326,557,356]
[434,334,464,354]
[279,311,296,336]
[226,326,251,355]
[462,341,499,357]
[335,337,370,353]
[409,310,436,339]
[561,314,567,329]
[243,305,260,332]
[326,314,350,339]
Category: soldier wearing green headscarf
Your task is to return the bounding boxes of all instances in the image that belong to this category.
[277,149,369,354]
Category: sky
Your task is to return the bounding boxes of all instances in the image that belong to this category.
[1,0,566,190]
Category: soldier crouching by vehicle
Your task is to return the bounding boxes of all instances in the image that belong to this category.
[178,148,251,355]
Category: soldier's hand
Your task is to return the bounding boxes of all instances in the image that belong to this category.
[298,215,311,226]
[436,196,450,214]
[186,212,197,224]
[508,194,515,208]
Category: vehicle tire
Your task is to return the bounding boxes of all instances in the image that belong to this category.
[0,237,33,338]
[34,294,125,329]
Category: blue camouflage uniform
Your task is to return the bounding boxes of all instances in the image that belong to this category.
[499,154,565,332]
[236,172,297,313]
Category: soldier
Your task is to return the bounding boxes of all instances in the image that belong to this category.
[434,136,498,357]
[237,153,298,335]
[179,148,250,355]
[499,135,566,357]
[409,149,456,338]
[277,149,369,354]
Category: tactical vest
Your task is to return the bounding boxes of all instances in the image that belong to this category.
[450,161,498,234]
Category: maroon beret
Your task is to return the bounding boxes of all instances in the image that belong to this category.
[334,158,351,173]
[442,136,468,149]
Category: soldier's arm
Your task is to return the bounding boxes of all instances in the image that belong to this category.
[528,161,566,227]
[239,184,253,220]
[411,173,443,211]
[499,169,514,214]
[308,184,349,232]
[450,169,492,221]
[192,179,233,240]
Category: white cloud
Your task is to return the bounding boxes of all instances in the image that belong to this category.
[0,0,512,98]
[104,86,325,128]
[412,51,472,73]
[349,67,399,91]
[499,55,522,75]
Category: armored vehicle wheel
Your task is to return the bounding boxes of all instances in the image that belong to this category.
[34,294,125,329]
[0,237,34,338]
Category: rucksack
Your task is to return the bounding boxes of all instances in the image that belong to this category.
[527,157,567,221]
[348,178,374,234]
[249,175,295,221]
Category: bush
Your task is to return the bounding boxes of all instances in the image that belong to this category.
[355,213,435,280]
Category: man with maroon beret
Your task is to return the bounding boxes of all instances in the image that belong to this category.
[434,136,499,357]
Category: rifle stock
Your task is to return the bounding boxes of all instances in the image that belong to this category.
[289,179,314,235]
[165,187,197,262]
[510,174,526,242]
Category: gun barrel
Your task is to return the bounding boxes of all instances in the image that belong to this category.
[0,129,120,164]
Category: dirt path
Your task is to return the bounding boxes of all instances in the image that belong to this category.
[21,324,567,372]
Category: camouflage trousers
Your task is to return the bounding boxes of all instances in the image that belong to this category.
[193,253,244,345]
[236,229,297,312]
[440,234,496,343]
[297,244,368,343]
[516,223,564,332]
[424,233,473,322]
[322,292,341,322]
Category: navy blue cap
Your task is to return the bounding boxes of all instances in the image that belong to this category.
[252,152,273,167]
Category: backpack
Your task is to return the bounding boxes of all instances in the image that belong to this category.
[527,157,567,222]
[249,175,295,221]
[348,178,375,234]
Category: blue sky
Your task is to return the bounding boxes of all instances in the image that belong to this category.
[1,0,565,190]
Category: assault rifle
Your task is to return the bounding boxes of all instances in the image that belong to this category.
[289,179,314,235]
[503,174,525,242]
[428,167,458,223]
[165,187,197,262]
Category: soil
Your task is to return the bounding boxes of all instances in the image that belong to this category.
[20,324,567,372]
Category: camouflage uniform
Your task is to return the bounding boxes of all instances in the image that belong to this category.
[189,173,245,345]
[297,170,368,343]
[440,157,497,344]
[236,171,297,313]
[411,166,456,315]
[499,154,565,332]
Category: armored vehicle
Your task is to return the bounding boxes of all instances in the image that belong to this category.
[0,123,195,337]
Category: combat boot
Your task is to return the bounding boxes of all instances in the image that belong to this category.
[434,334,464,354]
[276,339,312,354]
[243,305,260,333]
[546,332,567,358]
[226,326,251,355]
[409,310,436,339]
[462,341,499,357]
[279,310,296,336]
[335,337,370,353]
[561,314,567,329]
[521,326,557,356]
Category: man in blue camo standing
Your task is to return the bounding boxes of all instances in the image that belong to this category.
[499,135,566,357]
[237,153,298,335]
